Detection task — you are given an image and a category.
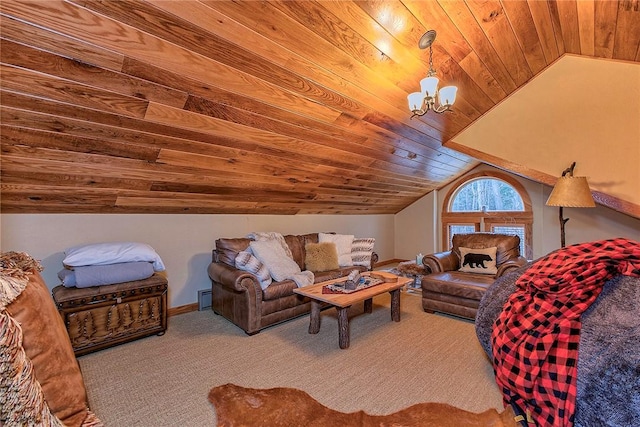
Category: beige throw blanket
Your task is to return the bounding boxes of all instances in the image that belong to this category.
[246,232,293,258]
[246,232,314,287]
[289,270,315,288]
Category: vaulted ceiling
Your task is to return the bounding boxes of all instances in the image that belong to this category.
[1,1,639,215]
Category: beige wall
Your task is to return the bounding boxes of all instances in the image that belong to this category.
[452,56,640,211]
[394,191,438,261]
[396,164,640,259]
[1,214,394,308]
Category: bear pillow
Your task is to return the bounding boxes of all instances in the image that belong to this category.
[458,246,498,275]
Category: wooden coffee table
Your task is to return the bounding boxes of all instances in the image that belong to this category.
[293,272,412,349]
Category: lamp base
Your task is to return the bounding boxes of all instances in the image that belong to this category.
[559,206,569,248]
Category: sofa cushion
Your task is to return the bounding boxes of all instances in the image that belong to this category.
[216,238,251,267]
[305,242,339,272]
[458,247,498,275]
[250,239,301,282]
[283,234,306,269]
[423,271,494,300]
[262,280,298,301]
[319,233,354,267]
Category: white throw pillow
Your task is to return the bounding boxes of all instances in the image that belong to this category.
[458,247,498,275]
[63,242,165,271]
[235,251,272,290]
[319,233,354,267]
[351,237,375,267]
[249,239,301,282]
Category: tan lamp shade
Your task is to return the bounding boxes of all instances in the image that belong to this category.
[546,176,596,208]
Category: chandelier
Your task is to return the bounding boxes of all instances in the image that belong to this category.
[407,30,458,118]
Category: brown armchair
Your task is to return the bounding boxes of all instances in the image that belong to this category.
[421,233,527,320]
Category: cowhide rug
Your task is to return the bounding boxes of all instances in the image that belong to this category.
[209,383,517,427]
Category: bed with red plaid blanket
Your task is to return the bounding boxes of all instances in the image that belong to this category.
[490,238,640,426]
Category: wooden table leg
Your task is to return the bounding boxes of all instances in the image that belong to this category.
[363,298,373,314]
[390,289,401,322]
[309,300,321,334]
[337,306,350,349]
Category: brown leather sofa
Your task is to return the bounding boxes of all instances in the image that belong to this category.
[207,233,378,335]
[421,233,527,320]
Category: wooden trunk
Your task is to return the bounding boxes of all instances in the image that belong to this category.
[52,274,168,356]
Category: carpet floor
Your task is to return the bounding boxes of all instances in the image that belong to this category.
[78,292,503,426]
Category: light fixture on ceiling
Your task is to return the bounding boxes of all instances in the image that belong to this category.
[546,162,595,248]
[407,30,457,118]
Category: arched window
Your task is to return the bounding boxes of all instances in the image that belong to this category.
[442,171,533,259]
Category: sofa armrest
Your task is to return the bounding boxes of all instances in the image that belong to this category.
[422,251,459,273]
[207,262,261,293]
[496,256,528,277]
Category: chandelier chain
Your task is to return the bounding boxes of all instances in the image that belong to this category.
[428,45,434,75]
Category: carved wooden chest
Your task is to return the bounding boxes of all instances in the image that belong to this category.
[52,273,168,356]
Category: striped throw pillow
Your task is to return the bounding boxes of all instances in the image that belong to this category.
[235,251,272,290]
[351,238,375,267]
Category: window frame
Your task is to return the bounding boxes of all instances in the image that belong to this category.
[441,171,533,259]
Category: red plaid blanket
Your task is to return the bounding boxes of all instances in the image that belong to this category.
[491,238,640,426]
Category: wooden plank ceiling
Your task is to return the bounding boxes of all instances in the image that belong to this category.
[1,0,639,214]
